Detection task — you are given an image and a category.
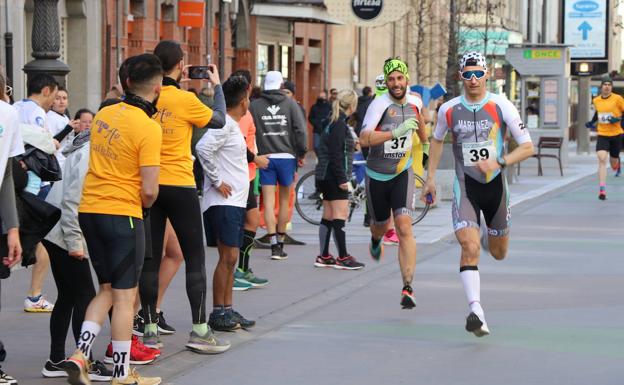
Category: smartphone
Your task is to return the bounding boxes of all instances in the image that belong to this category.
[188,66,211,79]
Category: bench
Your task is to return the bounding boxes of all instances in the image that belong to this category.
[518,136,563,177]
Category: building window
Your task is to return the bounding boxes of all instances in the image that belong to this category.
[257,44,275,86]
[280,46,290,80]
[130,0,145,18]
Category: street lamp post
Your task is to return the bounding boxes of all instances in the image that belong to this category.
[23,0,70,86]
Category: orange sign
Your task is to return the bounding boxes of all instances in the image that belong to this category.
[178,1,205,28]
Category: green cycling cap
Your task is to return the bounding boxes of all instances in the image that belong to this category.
[383,58,410,81]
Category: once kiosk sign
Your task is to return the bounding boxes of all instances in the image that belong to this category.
[352,0,383,21]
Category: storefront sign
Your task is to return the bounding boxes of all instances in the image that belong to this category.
[178,1,204,28]
[523,49,562,59]
[351,0,383,21]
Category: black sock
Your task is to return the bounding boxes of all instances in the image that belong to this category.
[319,219,333,256]
[332,219,347,257]
[239,230,255,271]
[371,236,381,246]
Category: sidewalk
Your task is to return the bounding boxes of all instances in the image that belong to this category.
[0,150,598,384]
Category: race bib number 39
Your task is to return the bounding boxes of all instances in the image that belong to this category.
[462,140,496,167]
[384,134,412,159]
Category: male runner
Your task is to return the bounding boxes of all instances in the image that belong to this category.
[422,51,534,337]
[66,54,163,385]
[359,58,428,309]
[586,76,624,199]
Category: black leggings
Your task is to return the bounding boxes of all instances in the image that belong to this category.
[43,240,96,363]
[139,186,207,325]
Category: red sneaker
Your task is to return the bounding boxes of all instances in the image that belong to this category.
[132,335,161,357]
[104,338,157,365]
[383,228,399,245]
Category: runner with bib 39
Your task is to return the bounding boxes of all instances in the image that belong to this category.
[421,52,534,337]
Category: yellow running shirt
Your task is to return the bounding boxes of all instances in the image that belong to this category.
[79,102,162,219]
[592,94,624,137]
[154,85,213,186]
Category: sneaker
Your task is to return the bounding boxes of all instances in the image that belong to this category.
[64,349,90,385]
[208,312,240,332]
[156,311,175,335]
[142,329,162,350]
[24,294,54,313]
[110,368,161,385]
[233,278,253,291]
[185,329,231,354]
[270,243,288,260]
[88,360,112,382]
[104,337,157,365]
[42,359,69,378]
[369,238,384,262]
[0,367,17,384]
[383,228,399,245]
[237,268,269,287]
[599,191,607,200]
[229,310,255,329]
[132,313,144,337]
[465,312,490,337]
[131,336,160,358]
[400,285,417,309]
[335,255,365,270]
[314,255,336,268]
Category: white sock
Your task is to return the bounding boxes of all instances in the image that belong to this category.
[460,267,484,317]
[77,320,101,358]
[111,340,132,380]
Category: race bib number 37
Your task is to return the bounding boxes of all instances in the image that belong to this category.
[384,134,412,159]
[462,140,496,167]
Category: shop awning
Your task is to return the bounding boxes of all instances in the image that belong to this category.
[250,2,343,25]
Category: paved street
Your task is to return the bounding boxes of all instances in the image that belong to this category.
[1,156,622,385]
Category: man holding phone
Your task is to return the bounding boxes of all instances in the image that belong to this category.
[138,40,230,354]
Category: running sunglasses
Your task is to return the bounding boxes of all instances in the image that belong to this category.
[460,70,486,81]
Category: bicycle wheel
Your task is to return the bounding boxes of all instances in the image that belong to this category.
[294,170,323,225]
[411,173,430,225]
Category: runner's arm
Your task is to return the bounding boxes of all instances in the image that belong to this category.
[291,102,308,158]
[501,98,533,165]
[140,166,160,208]
[359,99,391,147]
[327,122,348,184]
[426,103,451,180]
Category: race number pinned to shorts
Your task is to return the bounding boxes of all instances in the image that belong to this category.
[462,140,496,167]
[384,134,412,159]
[598,112,613,123]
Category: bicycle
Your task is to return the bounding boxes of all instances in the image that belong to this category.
[294,160,430,226]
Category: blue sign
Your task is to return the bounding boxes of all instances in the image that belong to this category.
[564,0,606,59]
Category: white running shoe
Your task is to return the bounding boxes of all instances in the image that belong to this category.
[465,312,490,337]
[24,295,54,313]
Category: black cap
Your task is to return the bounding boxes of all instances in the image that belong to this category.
[282,80,296,94]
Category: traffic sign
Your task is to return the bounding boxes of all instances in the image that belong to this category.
[563,0,607,60]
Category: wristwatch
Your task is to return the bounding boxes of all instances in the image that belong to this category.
[496,156,507,169]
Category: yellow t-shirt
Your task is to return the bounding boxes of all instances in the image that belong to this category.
[79,102,162,219]
[593,93,624,137]
[154,85,213,186]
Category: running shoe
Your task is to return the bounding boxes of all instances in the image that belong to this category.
[400,285,417,309]
[156,311,175,335]
[64,349,90,385]
[24,294,54,313]
[132,312,145,337]
[314,255,336,268]
[111,368,161,385]
[237,268,269,287]
[42,359,69,378]
[0,367,16,384]
[104,337,157,365]
[335,255,365,270]
[369,238,384,262]
[599,191,607,200]
[233,278,253,291]
[185,329,231,354]
[142,329,162,350]
[382,228,399,245]
[465,312,490,337]
[88,360,112,382]
[229,310,256,329]
[208,312,240,332]
[270,243,288,260]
